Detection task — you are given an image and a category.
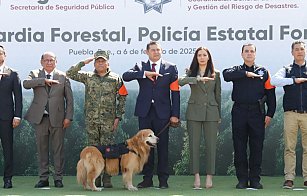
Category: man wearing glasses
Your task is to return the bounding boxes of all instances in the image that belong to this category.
[23,51,74,189]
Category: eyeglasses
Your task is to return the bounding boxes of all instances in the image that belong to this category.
[43,59,56,63]
[0,52,5,55]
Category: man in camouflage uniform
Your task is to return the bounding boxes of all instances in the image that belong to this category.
[66,50,128,188]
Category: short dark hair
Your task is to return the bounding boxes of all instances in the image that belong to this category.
[291,40,306,50]
[146,41,160,50]
[241,43,256,53]
[0,45,6,55]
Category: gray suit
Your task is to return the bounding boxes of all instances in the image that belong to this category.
[23,68,73,181]
[179,71,221,174]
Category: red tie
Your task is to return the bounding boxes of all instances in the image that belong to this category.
[152,63,157,82]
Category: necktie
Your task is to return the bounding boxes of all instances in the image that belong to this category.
[152,63,157,82]
[46,74,51,92]
[45,74,51,113]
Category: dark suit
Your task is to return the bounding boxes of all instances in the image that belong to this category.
[0,65,22,181]
[23,68,73,181]
[123,60,180,184]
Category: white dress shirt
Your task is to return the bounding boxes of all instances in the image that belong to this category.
[143,58,162,78]
[45,70,54,79]
[0,65,4,80]
[271,67,294,87]
[149,59,162,75]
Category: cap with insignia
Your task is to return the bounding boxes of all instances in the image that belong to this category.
[94,50,109,60]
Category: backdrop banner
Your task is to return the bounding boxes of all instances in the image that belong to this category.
[1,0,306,88]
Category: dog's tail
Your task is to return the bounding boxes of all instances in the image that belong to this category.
[76,159,87,187]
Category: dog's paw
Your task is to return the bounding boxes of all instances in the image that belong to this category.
[93,187,102,191]
[127,185,138,191]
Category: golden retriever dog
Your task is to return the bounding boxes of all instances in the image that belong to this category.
[76,129,158,191]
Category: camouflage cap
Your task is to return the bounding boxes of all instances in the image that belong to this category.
[94,50,109,60]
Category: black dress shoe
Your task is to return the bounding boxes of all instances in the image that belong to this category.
[236,181,248,189]
[158,182,169,189]
[95,176,101,187]
[3,180,12,189]
[54,180,64,188]
[34,180,49,188]
[250,181,263,189]
[137,180,153,188]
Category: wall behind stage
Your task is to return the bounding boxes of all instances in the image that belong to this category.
[0,0,307,176]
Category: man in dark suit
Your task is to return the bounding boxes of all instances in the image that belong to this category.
[123,41,180,189]
[23,51,74,188]
[0,45,23,189]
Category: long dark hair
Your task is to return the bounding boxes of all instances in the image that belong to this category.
[188,47,215,78]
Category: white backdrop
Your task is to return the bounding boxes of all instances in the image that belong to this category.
[1,0,307,89]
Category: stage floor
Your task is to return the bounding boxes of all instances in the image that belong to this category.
[0,175,306,196]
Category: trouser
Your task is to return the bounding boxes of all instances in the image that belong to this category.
[284,111,307,181]
[231,104,265,183]
[187,120,218,175]
[139,104,170,183]
[86,120,115,146]
[0,120,13,181]
[35,116,65,181]
[87,120,116,185]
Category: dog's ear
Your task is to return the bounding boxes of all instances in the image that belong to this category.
[134,130,143,142]
[141,131,146,141]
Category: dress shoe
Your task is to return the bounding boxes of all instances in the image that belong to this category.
[103,181,113,188]
[158,181,169,189]
[205,175,213,189]
[3,180,12,189]
[283,180,294,189]
[193,183,201,190]
[250,181,263,189]
[34,180,49,188]
[304,181,307,187]
[137,180,153,188]
[102,174,113,188]
[54,180,63,188]
[236,181,248,189]
[95,176,101,187]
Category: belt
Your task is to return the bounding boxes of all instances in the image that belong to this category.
[289,110,307,114]
[43,113,49,117]
[234,102,259,110]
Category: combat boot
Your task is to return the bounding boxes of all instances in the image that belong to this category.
[102,174,113,188]
[95,175,102,187]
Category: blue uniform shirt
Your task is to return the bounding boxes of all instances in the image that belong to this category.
[223,63,276,117]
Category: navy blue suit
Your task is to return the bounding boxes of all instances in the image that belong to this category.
[0,65,22,181]
[123,60,180,184]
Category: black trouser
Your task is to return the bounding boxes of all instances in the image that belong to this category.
[0,120,14,181]
[231,103,265,183]
[138,105,170,184]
